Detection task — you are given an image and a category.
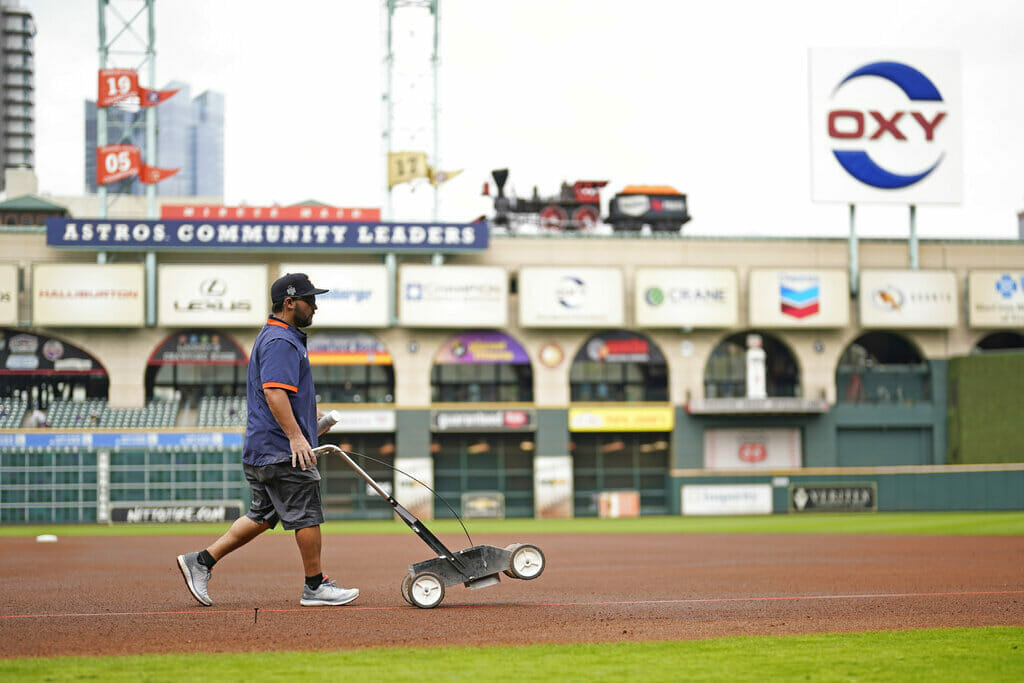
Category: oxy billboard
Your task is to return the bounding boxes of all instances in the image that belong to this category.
[634,268,737,328]
[279,264,389,328]
[809,49,962,204]
[748,269,850,328]
[0,264,16,326]
[32,263,144,327]
[399,265,507,327]
[968,271,1024,329]
[518,267,623,328]
[157,265,267,327]
[859,269,958,328]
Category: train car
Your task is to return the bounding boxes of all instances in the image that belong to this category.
[488,170,690,233]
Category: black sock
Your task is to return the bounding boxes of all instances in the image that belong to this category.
[197,550,216,569]
[305,573,324,589]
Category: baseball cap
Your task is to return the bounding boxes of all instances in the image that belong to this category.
[271,273,329,303]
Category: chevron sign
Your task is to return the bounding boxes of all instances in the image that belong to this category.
[780,275,820,319]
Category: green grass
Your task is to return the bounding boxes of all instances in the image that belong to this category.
[2,511,1023,538]
[1,627,1021,681]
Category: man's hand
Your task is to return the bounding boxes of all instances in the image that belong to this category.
[289,433,317,471]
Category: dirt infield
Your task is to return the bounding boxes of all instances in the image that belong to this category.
[1,531,1022,658]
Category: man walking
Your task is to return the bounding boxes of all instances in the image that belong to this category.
[176,273,358,607]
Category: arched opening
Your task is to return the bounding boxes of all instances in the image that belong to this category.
[430,330,533,403]
[0,329,109,428]
[569,330,668,402]
[972,332,1024,354]
[704,331,800,399]
[836,332,930,404]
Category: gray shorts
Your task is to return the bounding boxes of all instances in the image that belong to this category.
[243,462,325,531]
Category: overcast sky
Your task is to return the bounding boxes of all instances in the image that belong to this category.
[23,0,1024,239]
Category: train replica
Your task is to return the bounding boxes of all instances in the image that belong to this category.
[487,168,692,234]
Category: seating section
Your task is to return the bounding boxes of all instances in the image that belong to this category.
[45,399,108,428]
[99,398,181,429]
[0,399,26,429]
[197,396,247,427]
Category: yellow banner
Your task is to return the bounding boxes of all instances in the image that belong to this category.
[568,406,674,432]
[387,151,429,189]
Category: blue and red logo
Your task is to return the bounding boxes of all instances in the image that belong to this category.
[828,61,947,189]
[780,275,820,319]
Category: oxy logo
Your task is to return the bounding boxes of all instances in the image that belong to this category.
[556,276,586,309]
[828,61,947,189]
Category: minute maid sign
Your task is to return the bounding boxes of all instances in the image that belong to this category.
[46,218,488,252]
[809,49,961,204]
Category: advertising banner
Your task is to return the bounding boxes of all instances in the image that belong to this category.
[748,269,850,328]
[575,330,665,365]
[968,271,1024,329]
[789,484,877,513]
[435,331,530,364]
[399,265,507,327]
[324,410,396,433]
[394,456,434,520]
[0,431,243,450]
[681,484,773,516]
[1,330,102,375]
[0,263,17,326]
[634,268,738,328]
[431,409,535,432]
[518,267,623,328]
[109,501,243,524]
[859,269,958,328]
[157,265,267,328]
[279,264,389,328]
[161,205,380,222]
[47,218,488,253]
[703,427,802,470]
[569,406,674,432]
[32,263,144,327]
[148,330,247,366]
[534,455,573,519]
[307,332,392,365]
[809,49,962,204]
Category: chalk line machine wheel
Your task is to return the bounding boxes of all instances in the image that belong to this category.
[408,571,445,609]
[503,543,546,580]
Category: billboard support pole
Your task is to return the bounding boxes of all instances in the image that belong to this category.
[848,204,858,296]
[909,204,919,270]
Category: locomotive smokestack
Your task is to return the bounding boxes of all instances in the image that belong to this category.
[491,169,508,199]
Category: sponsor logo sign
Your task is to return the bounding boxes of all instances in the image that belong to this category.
[158,265,267,327]
[635,268,737,328]
[460,491,506,519]
[150,331,247,366]
[681,484,773,516]
[394,457,434,520]
[968,271,1024,328]
[307,332,392,365]
[32,263,145,327]
[325,410,396,433]
[0,263,17,326]
[1,330,98,375]
[859,269,957,328]
[47,218,487,252]
[109,501,243,524]
[569,406,674,432]
[810,49,962,204]
[399,265,507,327]
[279,264,389,328]
[434,331,530,364]
[431,409,535,432]
[789,484,877,513]
[703,428,802,470]
[749,269,849,328]
[519,267,623,327]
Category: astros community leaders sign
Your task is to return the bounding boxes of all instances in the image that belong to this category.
[46,218,488,252]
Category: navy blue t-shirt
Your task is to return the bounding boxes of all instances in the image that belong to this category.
[243,316,319,466]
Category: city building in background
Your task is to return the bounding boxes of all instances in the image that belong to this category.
[84,82,224,197]
[0,0,35,193]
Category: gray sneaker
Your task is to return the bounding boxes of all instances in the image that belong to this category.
[176,552,212,606]
[301,577,359,606]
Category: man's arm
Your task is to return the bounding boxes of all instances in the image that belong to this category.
[265,387,316,470]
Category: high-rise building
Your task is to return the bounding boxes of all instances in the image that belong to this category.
[0,1,36,193]
[84,82,224,197]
